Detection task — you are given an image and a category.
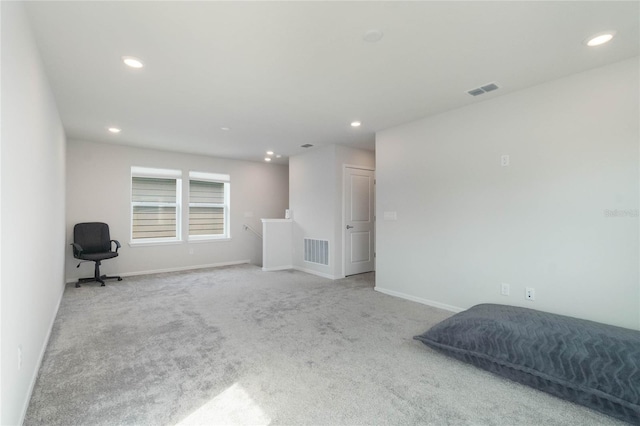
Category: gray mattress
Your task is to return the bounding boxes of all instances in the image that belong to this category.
[414,304,640,424]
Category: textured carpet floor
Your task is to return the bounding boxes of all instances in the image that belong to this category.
[26,265,621,425]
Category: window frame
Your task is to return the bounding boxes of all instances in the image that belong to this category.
[130,167,183,245]
[188,171,231,242]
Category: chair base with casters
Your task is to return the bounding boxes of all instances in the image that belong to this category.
[75,259,123,288]
[72,222,123,288]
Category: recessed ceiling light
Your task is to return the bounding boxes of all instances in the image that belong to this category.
[351,121,361,127]
[585,31,616,47]
[122,56,144,68]
[107,127,121,133]
[363,29,383,43]
[221,127,230,131]
[276,155,282,158]
[264,157,272,162]
[266,151,274,156]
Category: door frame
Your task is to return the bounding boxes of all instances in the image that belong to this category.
[342,164,375,277]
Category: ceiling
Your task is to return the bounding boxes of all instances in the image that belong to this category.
[24,1,639,164]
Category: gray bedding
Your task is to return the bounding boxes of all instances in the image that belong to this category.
[414,304,640,424]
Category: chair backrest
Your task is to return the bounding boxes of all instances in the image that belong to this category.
[74,222,111,254]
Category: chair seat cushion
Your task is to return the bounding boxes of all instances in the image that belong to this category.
[78,252,118,261]
[414,304,640,423]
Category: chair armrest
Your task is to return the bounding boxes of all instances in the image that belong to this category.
[71,243,84,257]
[111,239,121,252]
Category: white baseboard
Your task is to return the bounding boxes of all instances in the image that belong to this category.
[262,265,293,272]
[65,260,251,283]
[374,286,464,313]
[293,266,340,280]
[20,280,65,425]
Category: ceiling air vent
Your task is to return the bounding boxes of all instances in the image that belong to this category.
[301,144,313,148]
[467,82,500,97]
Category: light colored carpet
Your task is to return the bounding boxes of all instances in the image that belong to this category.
[26,264,621,425]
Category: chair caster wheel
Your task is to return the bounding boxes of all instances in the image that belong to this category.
[118,277,123,281]
[101,283,105,287]
[75,283,81,288]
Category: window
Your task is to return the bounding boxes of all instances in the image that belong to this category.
[131,167,182,243]
[189,171,230,240]
[130,168,230,244]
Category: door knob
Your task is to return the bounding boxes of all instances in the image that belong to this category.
[346,225,354,229]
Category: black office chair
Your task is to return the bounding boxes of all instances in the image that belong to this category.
[71,222,123,288]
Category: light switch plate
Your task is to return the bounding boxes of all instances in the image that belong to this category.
[501,283,510,296]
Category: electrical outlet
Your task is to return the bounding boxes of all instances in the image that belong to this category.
[501,283,510,296]
[501,154,510,167]
[18,345,23,370]
[189,248,194,255]
[525,287,535,301]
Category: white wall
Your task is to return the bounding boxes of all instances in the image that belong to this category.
[1,2,67,424]
[290,144,374,279]
[290,146,337,278]
[66,140,288,280]
[262,219,293,271]
[376,58,640,330]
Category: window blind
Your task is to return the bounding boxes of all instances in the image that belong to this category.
[189,180,225,236]
[132,177,177,239]
[189,180,224,204]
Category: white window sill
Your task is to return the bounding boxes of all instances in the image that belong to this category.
[188,236,232,243]
[128,240,183,248]
[128,237,232,247]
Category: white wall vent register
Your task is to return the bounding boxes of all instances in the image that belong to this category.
[304,238,329,266]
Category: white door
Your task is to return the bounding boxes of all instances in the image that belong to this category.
[345,167,375,276]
